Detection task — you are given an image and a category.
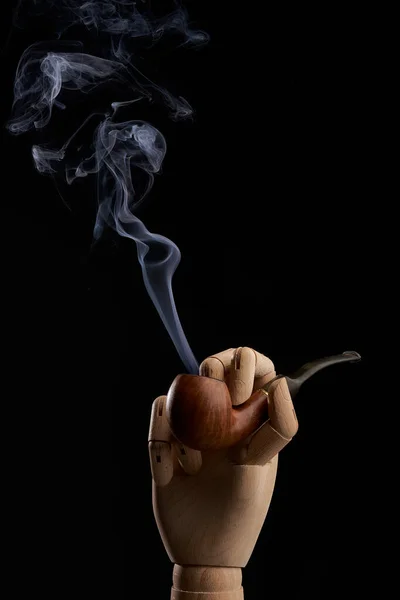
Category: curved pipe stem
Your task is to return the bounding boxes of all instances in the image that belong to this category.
[167,351,361,451]
[263,351,361,399]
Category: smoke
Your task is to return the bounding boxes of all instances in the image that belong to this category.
[8,43,129,134]
[14,1,209,59]
[7,1,207,373]
[8,40,194,135]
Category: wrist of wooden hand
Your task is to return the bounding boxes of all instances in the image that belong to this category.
[171,565,244,599]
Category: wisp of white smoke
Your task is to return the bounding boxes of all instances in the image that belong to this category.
[7,1,207,373]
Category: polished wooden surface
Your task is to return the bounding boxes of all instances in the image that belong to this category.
[166,374,270,450]
[148,347,299,598]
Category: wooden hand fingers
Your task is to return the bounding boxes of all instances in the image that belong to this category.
[148,396,174,486]
[149,396,202,486]
[236,377,299,465]
[267,376,299,439]
[200,348,275,383]
[228,347,256,405]
[149,348,289,477]
[200,347,257,406]
[199,353,225,380]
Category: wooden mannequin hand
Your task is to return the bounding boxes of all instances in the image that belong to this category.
[148,347,299,599]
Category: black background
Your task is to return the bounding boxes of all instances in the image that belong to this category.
[2,1,379,598]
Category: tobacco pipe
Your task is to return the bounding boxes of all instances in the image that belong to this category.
[166,351,361,450]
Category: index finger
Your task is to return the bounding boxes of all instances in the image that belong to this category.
[228,347,256,405]
[200,347,275,380]
[200,347,270,406]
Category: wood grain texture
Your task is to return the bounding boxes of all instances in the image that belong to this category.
[204,347,275,379]
[153,451,279,567]
[149,396,174,486]
[149,396,202,485]
[171,566,243,599]
[228,346,256,406]
[148,396,171,443]
[171,588,243,599]
[166,374,270,450]
[151,347,296,594]
[234,422,290,466]
[266,376,298,439]
[173,440,203,476]
[234,377,298,465]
